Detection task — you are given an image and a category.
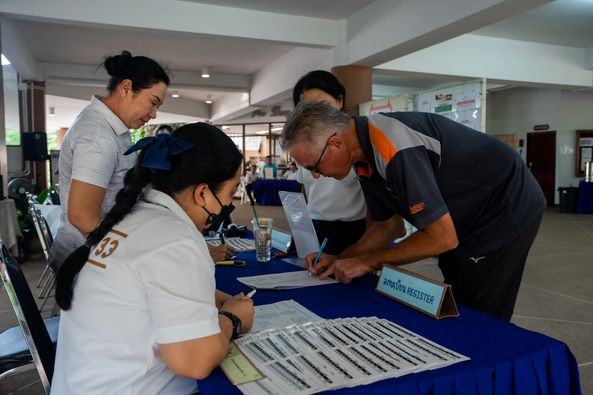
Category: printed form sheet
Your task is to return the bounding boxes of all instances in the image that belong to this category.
[235,316,470,394]
[237,270,337,290]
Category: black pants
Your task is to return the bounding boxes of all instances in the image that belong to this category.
[438,218,542,321]
[312,219,366,256]
[245,184,255,205]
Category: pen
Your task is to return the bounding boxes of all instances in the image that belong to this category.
[243,289,256,300]
[309,237,328,276]
[219,232,225,245]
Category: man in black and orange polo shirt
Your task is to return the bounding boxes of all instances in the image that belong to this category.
[282,101,545,321]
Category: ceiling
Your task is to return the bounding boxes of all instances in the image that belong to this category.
[177,0,376,19]
[2,0,593,131]
[473,0,593,48]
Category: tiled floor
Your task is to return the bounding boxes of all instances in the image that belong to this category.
[1,205,591,394]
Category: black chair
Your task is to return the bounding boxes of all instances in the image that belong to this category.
[26,192,57,311]
[0,240,56,394]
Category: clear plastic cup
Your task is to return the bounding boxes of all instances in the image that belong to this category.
[251,217,273,262]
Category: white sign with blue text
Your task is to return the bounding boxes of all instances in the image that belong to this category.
[376,265,459,319]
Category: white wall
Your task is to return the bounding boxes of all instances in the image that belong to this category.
[486,87,593,204]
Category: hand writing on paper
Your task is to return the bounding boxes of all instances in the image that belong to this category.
[317,256,374,284]
[221,292,254,334]
[305,252,337,275]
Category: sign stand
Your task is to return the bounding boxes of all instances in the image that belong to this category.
[376,265,459,319]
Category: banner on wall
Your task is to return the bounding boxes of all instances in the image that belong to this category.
[359,95,410,116]
[414,79,486,132]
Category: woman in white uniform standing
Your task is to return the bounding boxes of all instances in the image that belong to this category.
[292,71,369,255]
[52,123,254,394]
[49,50,170,268]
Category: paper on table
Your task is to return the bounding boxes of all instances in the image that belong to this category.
[278,191,319,258]
[250,300,323,333]
[237,270,337,290]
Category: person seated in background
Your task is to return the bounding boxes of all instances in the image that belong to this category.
[52,123,254,394]
[283,162,298,180]
[262,156,277,179]
[156,124,174,134]
[244,163,259,206]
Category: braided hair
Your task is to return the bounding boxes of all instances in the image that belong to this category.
[56,123,242,310]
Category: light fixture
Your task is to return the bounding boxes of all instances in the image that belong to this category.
[171,92,179,98]
[205,95,213,104]
[48,106,55,117]
[201,66,210,78]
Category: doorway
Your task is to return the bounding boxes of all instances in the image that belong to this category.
[526,131,556,206]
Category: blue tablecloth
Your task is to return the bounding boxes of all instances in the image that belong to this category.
[199,253,582,395]
[252,179,300,206]
[577,180,593,214]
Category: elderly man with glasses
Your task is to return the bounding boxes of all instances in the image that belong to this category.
[281,101,546,322]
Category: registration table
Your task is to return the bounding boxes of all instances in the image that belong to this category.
[252,179,300,206]
[199,253,582,394]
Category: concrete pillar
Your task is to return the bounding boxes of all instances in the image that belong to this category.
[19,80,48,191]
[331,65,372,116]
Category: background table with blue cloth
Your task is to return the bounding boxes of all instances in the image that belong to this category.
[252,179,300,206]
[577,180,593,214]
[199,252,582,394]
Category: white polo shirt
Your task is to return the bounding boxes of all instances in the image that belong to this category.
[52,188,219,395]
[50,96,136,266]
[297,167,366,222]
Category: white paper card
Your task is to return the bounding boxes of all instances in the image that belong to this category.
[278,191,319,258]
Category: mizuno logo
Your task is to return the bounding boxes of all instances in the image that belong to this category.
[469,256,486,263]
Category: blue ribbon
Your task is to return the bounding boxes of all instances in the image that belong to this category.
[124,134,196,170]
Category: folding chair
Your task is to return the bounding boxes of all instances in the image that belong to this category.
[0,240,57,394]
[26,193,57,311]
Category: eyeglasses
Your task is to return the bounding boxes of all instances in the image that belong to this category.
[305,133,337,174]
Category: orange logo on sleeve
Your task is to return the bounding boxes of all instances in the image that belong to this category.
[409,202,425,215]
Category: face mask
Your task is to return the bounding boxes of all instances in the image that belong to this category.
[202,191,235,231]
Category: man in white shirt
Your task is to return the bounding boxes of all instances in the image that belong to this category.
[244,164,259,205]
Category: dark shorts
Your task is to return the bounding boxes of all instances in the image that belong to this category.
[312,219,366,256]
[438,218,542,321]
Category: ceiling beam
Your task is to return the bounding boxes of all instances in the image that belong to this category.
[344,0,552,66]
[0,0,340,47]
[0,17,39,79]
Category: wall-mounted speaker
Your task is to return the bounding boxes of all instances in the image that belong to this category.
[22,132,49,161]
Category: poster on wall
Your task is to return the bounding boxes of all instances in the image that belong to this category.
[359,95,409,116]
[414,79,485,132]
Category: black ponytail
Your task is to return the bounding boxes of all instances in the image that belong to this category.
[56,155,152,310]
[56,123,242,310]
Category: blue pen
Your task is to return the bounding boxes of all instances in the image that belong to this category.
[309,237,328,276]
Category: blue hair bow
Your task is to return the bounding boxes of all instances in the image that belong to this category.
[124,133,196,170]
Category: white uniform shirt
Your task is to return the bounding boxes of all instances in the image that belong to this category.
[296,167,366,222]
[50,96,136,266]
[52,188,218,394]
[283,170,298,180]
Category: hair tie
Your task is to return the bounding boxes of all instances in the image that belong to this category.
[124,134,196,170]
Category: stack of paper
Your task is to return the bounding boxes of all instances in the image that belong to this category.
[235,316,469,394]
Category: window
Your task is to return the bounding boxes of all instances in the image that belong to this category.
[2,54,21,145]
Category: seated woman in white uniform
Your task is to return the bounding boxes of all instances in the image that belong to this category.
[52,123,254,394]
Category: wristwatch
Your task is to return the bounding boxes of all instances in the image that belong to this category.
[219,311,242,340]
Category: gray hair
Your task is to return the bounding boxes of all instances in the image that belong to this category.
[281,101,351,152]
